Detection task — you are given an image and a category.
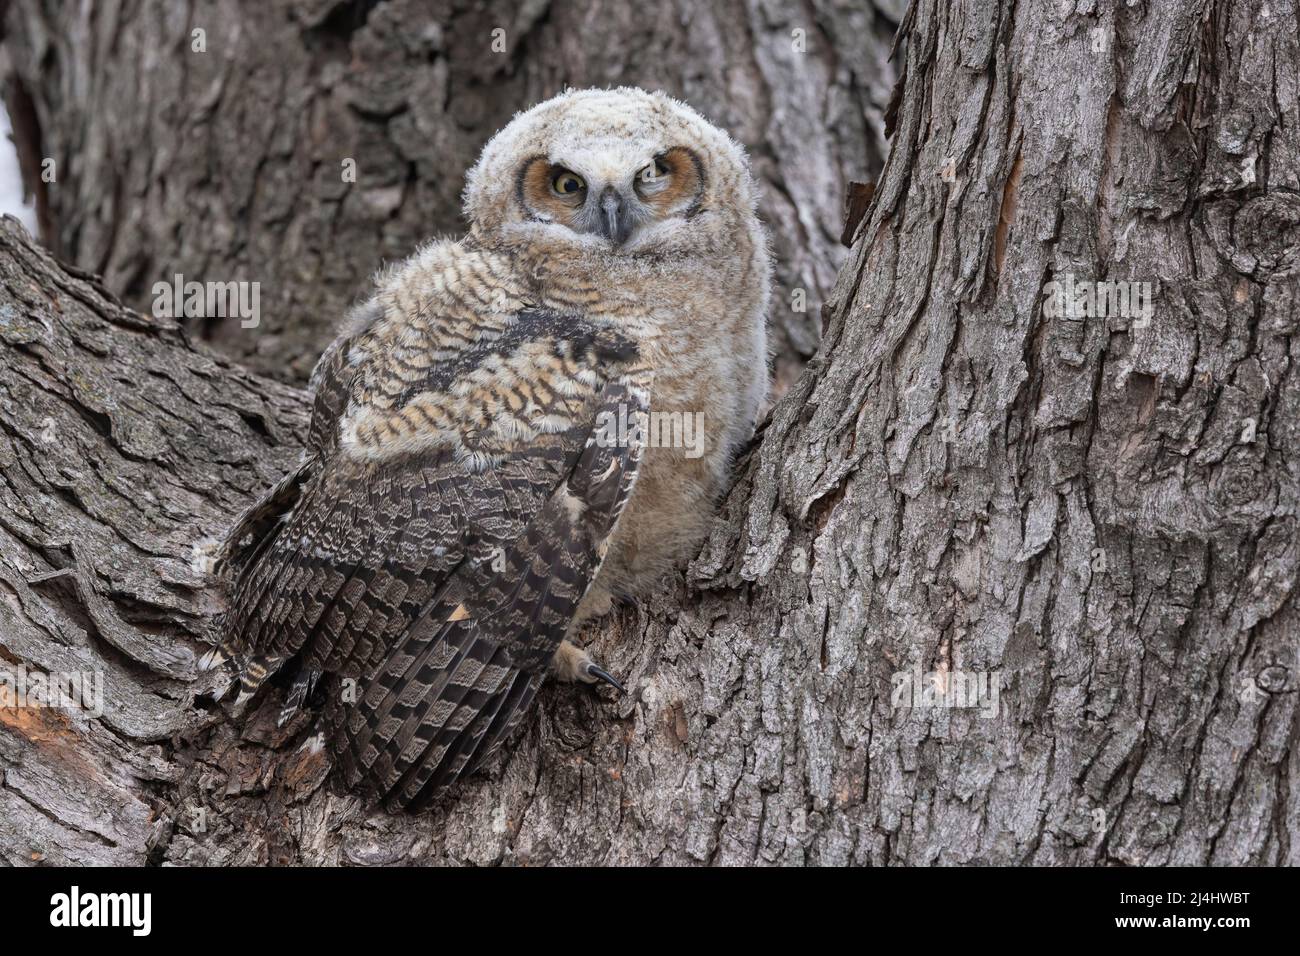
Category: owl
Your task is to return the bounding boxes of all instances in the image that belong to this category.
[204,87,771,810]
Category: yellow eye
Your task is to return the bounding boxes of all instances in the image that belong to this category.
[552,171,585,195]
[639,160,669,183]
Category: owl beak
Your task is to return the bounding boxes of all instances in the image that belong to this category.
[596,186,632,246]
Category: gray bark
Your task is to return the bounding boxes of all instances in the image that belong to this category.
[2,0,899,390]
[0,218,306,864]
[2,0,1298,866]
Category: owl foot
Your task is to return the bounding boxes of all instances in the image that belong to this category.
[552,639,625,693]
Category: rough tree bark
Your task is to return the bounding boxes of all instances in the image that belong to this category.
[2,0,1298,866]
[1,0,900,393]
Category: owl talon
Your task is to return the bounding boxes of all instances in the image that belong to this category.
[553,639,623,692]
[583,661,625,693]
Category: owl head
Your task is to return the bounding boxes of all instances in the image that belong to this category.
[463,88,760,258]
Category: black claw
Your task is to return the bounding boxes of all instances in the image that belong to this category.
[584,662,625,693]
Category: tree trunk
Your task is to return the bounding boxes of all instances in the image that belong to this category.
[2,0,1298,866]
[1,0,900,392]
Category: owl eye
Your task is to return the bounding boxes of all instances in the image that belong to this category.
[552,171,586,196]
[639,159,670,183]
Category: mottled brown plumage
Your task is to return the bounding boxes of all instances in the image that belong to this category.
[207,88,770,809]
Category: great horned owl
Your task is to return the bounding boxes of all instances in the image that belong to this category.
[205,88,771,810]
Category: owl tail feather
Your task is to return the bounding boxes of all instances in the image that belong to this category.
[196,639,283,711]
[277,668,322,727]
[197,640,239,701]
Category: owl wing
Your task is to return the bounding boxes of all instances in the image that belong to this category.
[213,306,648,809]
[329,377,645,808]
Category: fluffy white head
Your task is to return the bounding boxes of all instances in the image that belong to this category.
[463,88,761,258]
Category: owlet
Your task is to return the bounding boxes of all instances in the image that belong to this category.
[205,87,771,810]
